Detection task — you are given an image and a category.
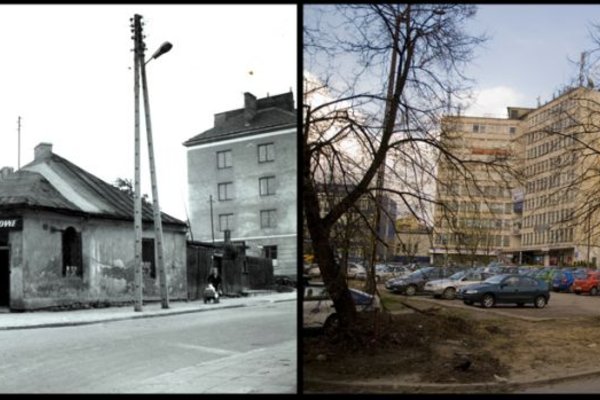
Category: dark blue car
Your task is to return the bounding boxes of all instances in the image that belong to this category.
[551,270,584,292]
[457,274,550,308]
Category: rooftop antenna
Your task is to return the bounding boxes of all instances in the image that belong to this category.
[17,116,21,170]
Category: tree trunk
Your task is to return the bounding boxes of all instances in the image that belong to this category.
[304,178,357,329]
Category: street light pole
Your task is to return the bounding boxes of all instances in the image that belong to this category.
[131,14,144,312]
[138,22,172,310]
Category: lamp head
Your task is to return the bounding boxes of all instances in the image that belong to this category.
[151,41,173,60]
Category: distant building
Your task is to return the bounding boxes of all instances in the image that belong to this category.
[433,86,600,267]
[183,91,297,278]
[393,215,432,264]
[0,143,188,311]
[307,183,397,264]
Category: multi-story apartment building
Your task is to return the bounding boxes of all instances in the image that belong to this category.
[433,86,600,267]
[183,91,297,278]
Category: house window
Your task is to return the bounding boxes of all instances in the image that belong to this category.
[259,176,276,196]
[217,150,232,169]
[258,143,275,163]
[218,182,234,201]
[263,245,277,260]
[62,226,82,277]
[142,238,156,279]
[260,209,277,228]
[219,213,234,232]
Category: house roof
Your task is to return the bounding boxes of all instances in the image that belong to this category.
[0,170,79,211]
[183,92,296,147]
[6,151,186,227]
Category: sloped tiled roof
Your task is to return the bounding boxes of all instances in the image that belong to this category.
[16,153,186,227]
[0,170,80,211]
[183,92,297,147]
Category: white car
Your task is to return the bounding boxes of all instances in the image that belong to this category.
[346,262,366,279]
[424,270,492,300]
[303,283,380,334]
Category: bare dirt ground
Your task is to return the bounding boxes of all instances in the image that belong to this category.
[303,283,600,393]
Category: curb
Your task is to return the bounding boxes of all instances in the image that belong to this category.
[305,367,600,393]
[0,295,296,331]
[397,296,554,322]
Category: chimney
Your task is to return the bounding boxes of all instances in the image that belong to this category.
[244,92,257,123]
[214,112,227,127]
[0,167,14,180]
[35,143,53,160]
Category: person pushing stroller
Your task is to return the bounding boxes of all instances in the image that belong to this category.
[204,268,222,304]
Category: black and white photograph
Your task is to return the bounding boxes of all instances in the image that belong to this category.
[0,4,297,394]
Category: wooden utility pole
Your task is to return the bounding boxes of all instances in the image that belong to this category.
[17,116,21,170]
[131,13,171,309]
[140,41,170,309]
[131,14,144,312]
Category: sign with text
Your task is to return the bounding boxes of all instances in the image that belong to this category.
[0,217,22,230]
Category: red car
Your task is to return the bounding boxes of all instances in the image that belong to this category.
[572,272,600,295]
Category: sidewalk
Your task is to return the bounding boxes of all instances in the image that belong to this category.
[0,290,297,331]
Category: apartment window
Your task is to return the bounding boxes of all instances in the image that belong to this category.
[62,227,82,277]
[509,126,516,134]
[217,150,232,169]
[472,124,485,133]
[259,176,276,196]
[263,245,278,260]
[219,213,234,232]
[142,238,156,279]
[260,209,277,228]
[218,182,234,201]
[258,143,275,163]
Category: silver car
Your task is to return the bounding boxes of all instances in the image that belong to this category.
[424,270,493,300]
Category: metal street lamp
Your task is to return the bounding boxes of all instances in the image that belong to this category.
[146,41,173,65]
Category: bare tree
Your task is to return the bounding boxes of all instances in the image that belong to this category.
[303,4,488,331]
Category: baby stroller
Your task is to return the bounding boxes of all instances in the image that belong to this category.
[203,283,220,304]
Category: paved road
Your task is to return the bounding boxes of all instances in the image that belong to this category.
[0,301,296,393]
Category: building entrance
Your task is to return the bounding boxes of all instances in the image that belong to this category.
[0,249,9,307]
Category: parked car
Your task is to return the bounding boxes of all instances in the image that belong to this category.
[456,274,550,308]
[355,264,409,282]
[572,271,600,295]
[424,270,493,300]
[346,262,366,279]
[307,265,322,279]
[385,266,462,296]
[552,270,586,292]
[530,267,555,288]
[303,282,380,334]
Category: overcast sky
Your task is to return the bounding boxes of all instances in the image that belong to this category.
[0,4,296,221]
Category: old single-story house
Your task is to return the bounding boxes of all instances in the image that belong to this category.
[0,143,188,311]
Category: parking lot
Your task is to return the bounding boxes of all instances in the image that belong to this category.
[386,289,600,321]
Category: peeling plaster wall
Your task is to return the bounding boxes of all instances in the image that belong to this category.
[17,210,187,310]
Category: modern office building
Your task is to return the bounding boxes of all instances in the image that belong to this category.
[183,91,297,278]
[432,86,600,267]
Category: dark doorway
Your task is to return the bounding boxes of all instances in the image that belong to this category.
[0,249,9,307]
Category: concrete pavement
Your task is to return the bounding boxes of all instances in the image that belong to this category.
[0,290,297,331]
[305,367,600,394]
